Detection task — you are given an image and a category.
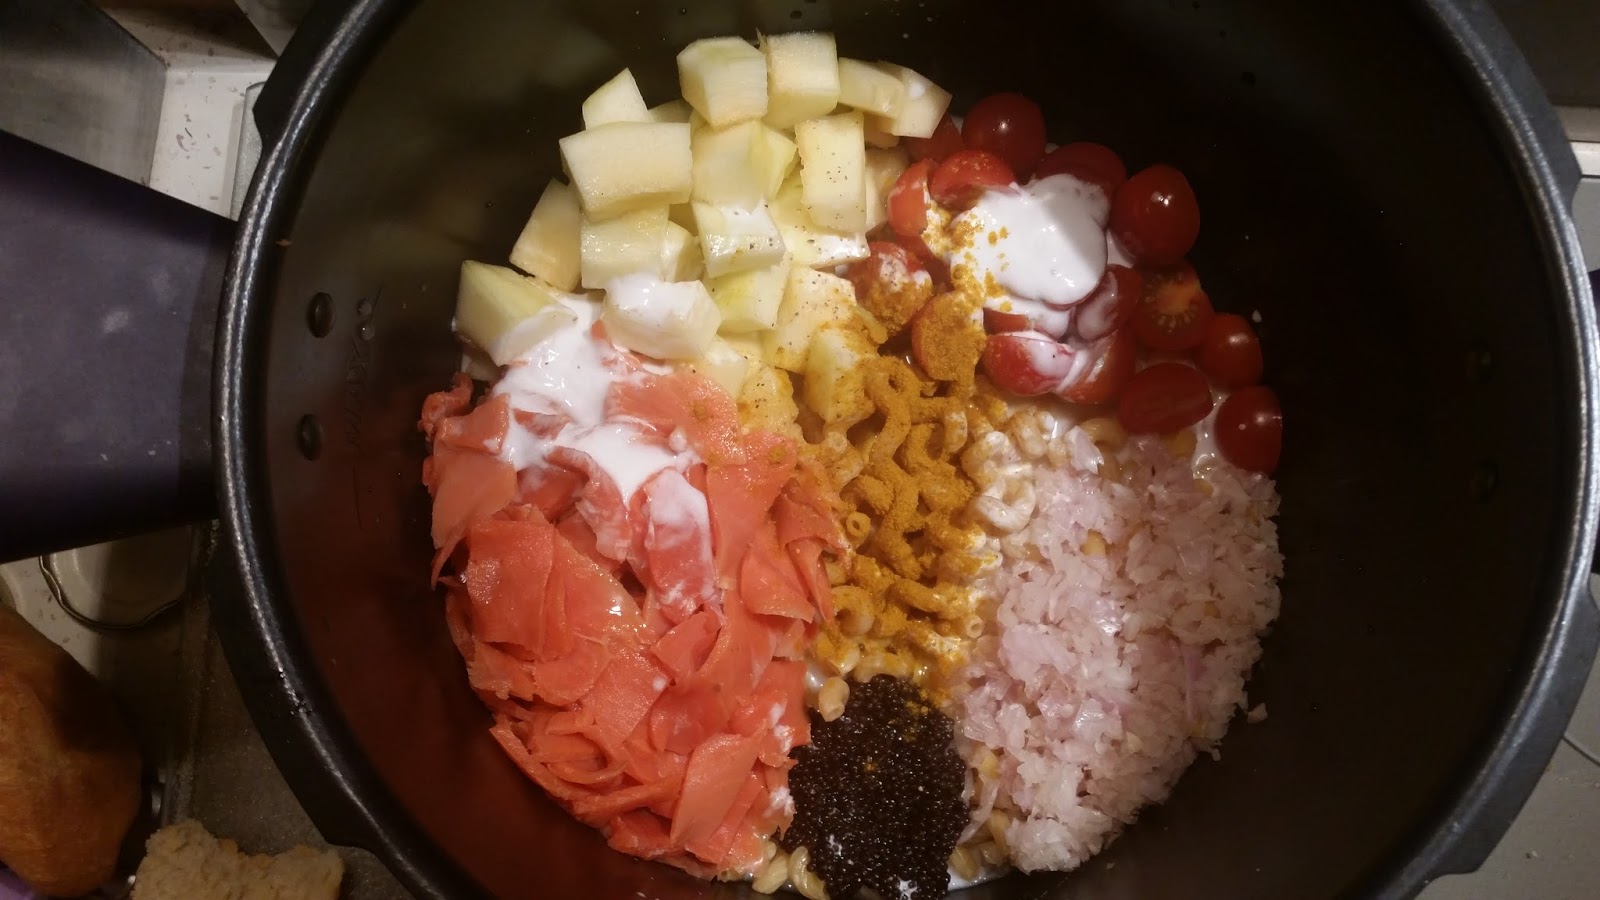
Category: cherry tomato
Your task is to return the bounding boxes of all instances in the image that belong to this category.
[1058,328,1136,406]
[845,241,927,290]
[887,159,939,258]
[1073,265,1142,342]
[845,243,934,334]
[1110,164,1201,267]
[929,149,1016,210]
[983,308,1033,333]
[962,93,1047,177]
[1034,142,1128,197]
[1132,261,1214,352]
[1197,313,1264,388]
[904,114,965,163]
[1215,385,1282,474]
[1117,362,1214,434]
[981,331,1078,396]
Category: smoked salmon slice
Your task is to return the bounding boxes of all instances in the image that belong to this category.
[579,647,669,758]
[435,392,511,454]
[423,332,846,877]
[650,610,719,682]
[521,465,585,521]
[419,373,473,441]
[739,524,814,622]
[426,446,516,572]
[445,589,539,702]
[649,683,726,757]
[670,733,764,846]
[640,468,717,623]
[788,538,834,621]
[461,516,557,654]
[571,776,681,824]
[555,510,622,576]
[605,810,674,860]
[607,370,745,465]
[546,446,634,562]
[706,430,797,585]
[683,771,765,868]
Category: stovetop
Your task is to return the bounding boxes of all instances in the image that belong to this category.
[2,4,1598,899]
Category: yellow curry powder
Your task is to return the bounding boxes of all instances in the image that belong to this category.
[803,280,998,691]
[854,259,933,337]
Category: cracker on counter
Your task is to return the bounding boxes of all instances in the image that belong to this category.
[131,820,343,900]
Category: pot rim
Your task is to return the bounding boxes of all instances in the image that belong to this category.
[211,2,1600,898]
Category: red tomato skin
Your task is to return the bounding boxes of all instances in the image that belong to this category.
[844,242,933,332]
[962,93,1048,177]
[1110,164,1201,267]
[1058,328,1136,406]
[846,241,927,282]
[929,150,1017,210]
[904,114,965,163]
[888,159,936,239]
[1215,386,1283,474]
[1132,262,1214,352]
[1034,142,1128,197]
[1073,265,1143,341]
[1117,362,1214,434]
[886,159,942,260]
[983,308,1033,333]
[1197,313,1265,388]
[982,332,1078,396]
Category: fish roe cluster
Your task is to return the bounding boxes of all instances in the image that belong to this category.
[781,675,967,900]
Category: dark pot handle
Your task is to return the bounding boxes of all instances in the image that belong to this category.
[0,0,371,565]
[0,131,232,563]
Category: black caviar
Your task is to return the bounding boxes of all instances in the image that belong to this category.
[781,675,967,900]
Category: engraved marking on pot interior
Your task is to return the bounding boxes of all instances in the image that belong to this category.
[342,287,381,450]
[343,287,382,528]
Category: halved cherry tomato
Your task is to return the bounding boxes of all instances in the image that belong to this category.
[1117,362,1213,434]
[904,114,965,163]
[1215,385,1282,474]
[887,159,938,258]
[845,243,933,334]
[1058,328,1136,406]
[929,150,1016,210]
[845,241,927,290]
[962,93,1047,178]
[1110,164,1201,267]
[983,308,1033,333]
[1131,261,1214,352]
[1034,142,1128,197]
[1197,313,1264,388]
[981,331,1077,396]
[1073,265,1142,341]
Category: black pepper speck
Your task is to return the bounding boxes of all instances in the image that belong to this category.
[781,676,966,900]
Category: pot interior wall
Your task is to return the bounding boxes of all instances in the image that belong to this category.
[249,0,1579,897]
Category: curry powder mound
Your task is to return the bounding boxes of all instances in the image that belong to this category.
[804,282,995,689]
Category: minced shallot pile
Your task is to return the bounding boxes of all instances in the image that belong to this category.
[955,425,1283,872]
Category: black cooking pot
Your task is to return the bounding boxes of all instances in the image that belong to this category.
[2,0,1597,898]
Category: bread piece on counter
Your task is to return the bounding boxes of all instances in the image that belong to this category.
[0,605,142,896]
[131,819,343,900]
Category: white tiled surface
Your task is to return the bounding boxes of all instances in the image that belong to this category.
[5,6,1600,898]
[110,6,273,217]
